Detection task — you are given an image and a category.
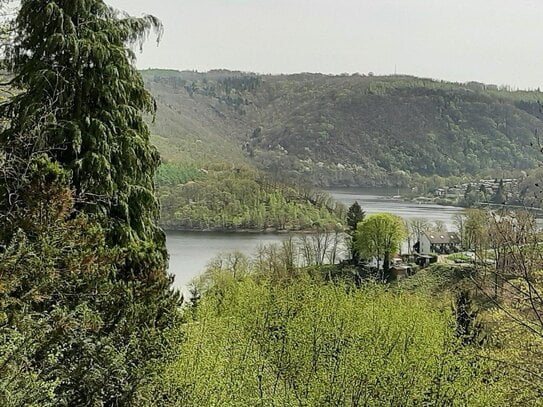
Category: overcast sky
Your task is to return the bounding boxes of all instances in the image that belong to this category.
[108,0,543,90]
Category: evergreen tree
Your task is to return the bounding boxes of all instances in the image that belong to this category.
[492,179,507,205]
[346,201,365,261]
[0,1,180,404]
[346,201,365,231]
[1,0,167,279]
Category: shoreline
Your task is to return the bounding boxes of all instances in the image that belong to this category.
[402,196,543,215]
[161,226,344,234]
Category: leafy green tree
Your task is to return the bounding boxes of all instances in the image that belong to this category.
[463,209,490,256]
[355,213,406,280]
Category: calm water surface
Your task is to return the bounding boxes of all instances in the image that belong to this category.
[166,188,463,290]
[326,188,463,229]
[166,231,294,290]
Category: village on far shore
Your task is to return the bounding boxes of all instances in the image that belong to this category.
[405,177,543,211]
[357,203,538,281]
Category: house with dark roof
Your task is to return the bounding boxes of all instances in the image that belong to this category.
[419,231,461,254]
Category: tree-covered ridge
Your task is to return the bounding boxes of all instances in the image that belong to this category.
[157,164,345,231]
[142,69,543,187]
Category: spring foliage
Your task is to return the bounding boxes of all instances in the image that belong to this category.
[152,271,503,406]
[355,213,407,274]
[158,165,344,231]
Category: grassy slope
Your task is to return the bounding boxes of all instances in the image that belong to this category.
[143,69,543,187]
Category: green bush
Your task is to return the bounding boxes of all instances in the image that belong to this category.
[448,253,473,263]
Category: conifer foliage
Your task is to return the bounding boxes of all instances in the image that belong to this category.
[1,0,167,278]
[0,1,180,405]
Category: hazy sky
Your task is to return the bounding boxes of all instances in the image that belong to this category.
[108,0,543,89]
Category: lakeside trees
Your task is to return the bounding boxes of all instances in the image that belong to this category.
[355,213,407,280]
[158,165,344,231]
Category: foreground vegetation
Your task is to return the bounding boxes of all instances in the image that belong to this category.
[400,263,543,406]
[139,235,543,406]
[157,274,502,406]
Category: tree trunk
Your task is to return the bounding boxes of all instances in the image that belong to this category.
[383,253,391,282]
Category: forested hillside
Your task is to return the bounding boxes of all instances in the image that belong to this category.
[143,69,543,187]
[157,163,344,231]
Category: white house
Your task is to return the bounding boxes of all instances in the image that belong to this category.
[419,231,461,254]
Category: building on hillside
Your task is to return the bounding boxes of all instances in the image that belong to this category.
[419,231,461,254]
[415,254,435,268]
[364,254,403,270]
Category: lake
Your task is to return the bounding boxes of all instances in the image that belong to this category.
[327,188,463,229]
[166,231,297,291]
[166,188,463,290]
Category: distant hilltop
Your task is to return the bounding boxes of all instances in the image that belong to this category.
[142,68,543,187]
[141,68,538,92]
